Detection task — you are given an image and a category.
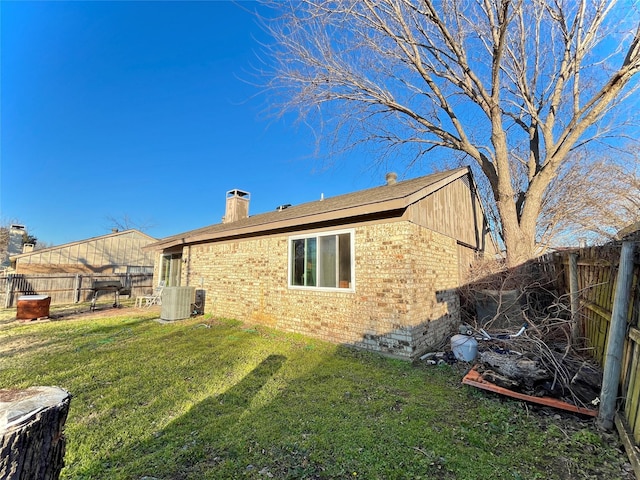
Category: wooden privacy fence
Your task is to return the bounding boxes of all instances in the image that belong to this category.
[0,273,154,308]
[536,241,640,473]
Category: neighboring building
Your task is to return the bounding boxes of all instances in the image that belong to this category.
[10,229,157,274]
[146,167,497,359]
[1,224,28,269]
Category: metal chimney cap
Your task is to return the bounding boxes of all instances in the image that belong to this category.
[226,189,250,198]
[385,172,398,185]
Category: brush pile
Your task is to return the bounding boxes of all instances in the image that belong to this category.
[458,258,603,410]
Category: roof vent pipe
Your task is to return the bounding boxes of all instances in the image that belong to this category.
[386,172,398,185]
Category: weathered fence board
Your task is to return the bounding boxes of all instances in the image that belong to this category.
[625,335,640,442]
[0,273,153,308]
[538,241,640,475]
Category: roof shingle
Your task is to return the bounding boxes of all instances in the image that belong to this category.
[147,167,469,250]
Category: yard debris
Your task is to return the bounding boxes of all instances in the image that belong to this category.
[460,321,604,411]
[474,348,601,405]
[420,329,603,413]
[479,350,549,386]
[259,466,274,477]
[419,351,457,365]
[462,365,598,416]
[448,259,607,414]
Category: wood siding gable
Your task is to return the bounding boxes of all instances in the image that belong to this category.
[406,174,489,251]
[12,230,157,271]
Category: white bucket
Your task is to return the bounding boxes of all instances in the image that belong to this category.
[451,334,478,362]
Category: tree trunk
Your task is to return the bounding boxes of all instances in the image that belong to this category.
[0,386,71,480]
[479,350,549,384]
[499,200,536,267]
[489,142,539,268]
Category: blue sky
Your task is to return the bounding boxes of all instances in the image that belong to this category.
[1,0,393,246]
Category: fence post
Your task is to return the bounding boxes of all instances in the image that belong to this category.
[73,275,81,303]
[597,240,636,431]
[569,253,580,347]
[5,275,13,309]
[4,274,13,308]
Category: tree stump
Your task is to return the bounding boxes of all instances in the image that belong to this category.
[0,386,71,480]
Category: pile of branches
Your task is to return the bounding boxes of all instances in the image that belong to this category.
[473,334,602,408]
[459,257,602,409]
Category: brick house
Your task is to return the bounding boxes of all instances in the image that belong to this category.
[146,167,496,359]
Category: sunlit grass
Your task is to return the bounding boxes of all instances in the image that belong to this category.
[0,308,631,479]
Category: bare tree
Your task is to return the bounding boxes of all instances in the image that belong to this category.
[258,0,640,266]
[104,214,154,234]
[0,226,9,268]
[540,156,640,246]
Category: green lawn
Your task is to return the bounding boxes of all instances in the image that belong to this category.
[0,307,631,479]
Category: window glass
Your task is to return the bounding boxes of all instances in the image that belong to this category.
[305,238,317,286]
[289,230,353,289]
[160,253,182,286]
[160,256,170,285]
[292,239,305,286]
[319,235,336,287]
[338,233,351,288]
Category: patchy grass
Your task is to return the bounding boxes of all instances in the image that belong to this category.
[0,306,632,479]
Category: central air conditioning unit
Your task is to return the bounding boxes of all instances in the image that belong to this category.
[161,286,195,321]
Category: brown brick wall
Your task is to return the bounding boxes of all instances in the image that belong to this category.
[181,220,460,359]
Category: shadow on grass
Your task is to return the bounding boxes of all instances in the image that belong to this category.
[90,354,287,478]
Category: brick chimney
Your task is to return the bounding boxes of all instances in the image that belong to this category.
[8,225,26,257]
[223,189,250,223]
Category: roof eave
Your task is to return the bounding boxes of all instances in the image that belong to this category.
[146,198,408,251]
[146,167,471,252]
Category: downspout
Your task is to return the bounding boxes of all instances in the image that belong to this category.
[185,245,191,287]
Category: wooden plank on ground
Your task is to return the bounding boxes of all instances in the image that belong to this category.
[462,365,598,417]
[616,414,640,480]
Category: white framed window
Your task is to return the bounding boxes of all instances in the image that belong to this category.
[288,229,354,290]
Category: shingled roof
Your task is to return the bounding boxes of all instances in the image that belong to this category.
[147,167,471,250]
